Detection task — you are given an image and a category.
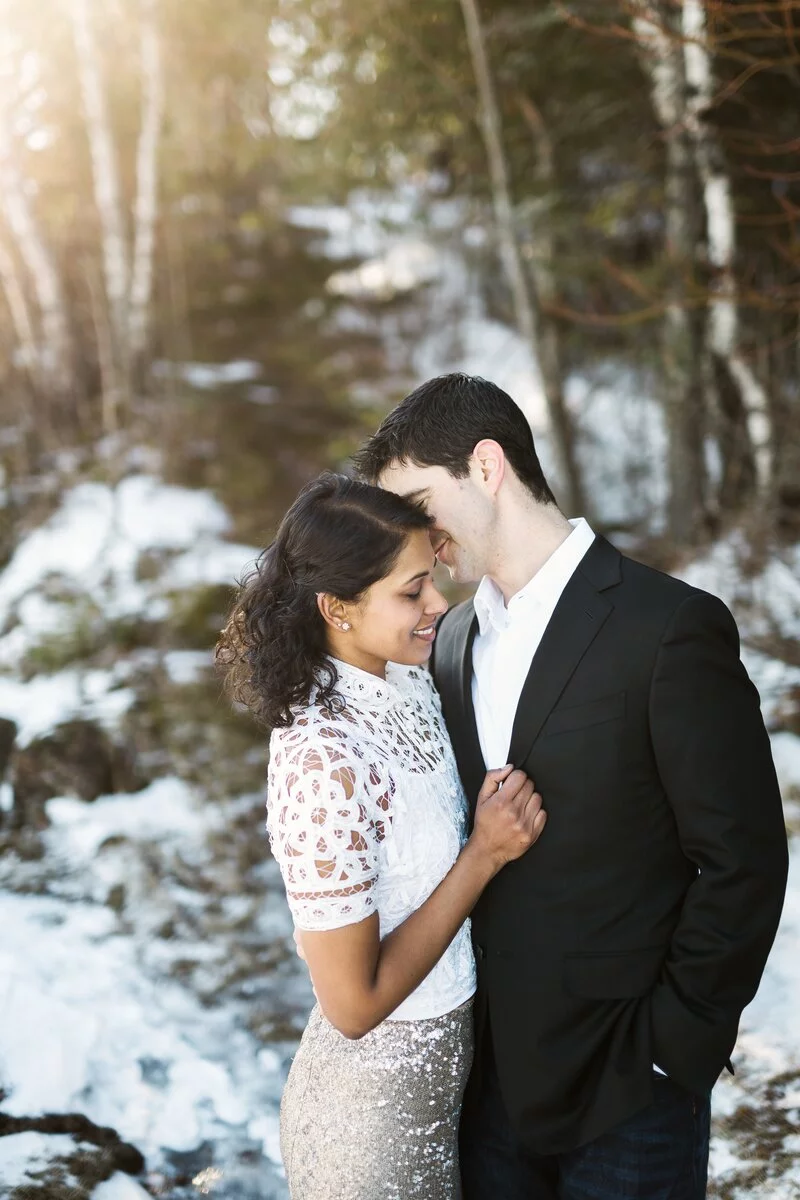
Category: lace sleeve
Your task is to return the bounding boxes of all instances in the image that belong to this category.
[267,721,393,931]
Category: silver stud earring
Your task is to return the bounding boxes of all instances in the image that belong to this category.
[341,621,351,632]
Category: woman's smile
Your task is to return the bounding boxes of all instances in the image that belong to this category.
[412,622,436,643]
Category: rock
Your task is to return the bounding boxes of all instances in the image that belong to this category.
[0,1112,145,1199]
[167,583,236,650]
[8,720,147,832]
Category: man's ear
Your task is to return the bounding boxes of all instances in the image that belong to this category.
[473,439,505,495]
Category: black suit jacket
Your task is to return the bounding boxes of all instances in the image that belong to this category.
[432,535,788,1154]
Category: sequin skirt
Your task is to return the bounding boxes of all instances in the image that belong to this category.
[280,998,474,1200]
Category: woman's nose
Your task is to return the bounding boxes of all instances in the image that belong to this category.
[426,583,448,617]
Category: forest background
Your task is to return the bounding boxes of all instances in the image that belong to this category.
[0,2,798,1198]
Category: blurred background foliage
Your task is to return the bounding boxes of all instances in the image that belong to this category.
[1,0,799,552]
[1,4,800,1196]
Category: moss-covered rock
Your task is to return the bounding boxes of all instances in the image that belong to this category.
[166,583,237,650]
[0,1112,144,1200]
[8,719,148,832]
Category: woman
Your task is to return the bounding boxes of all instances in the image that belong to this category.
[216,473,546,1200]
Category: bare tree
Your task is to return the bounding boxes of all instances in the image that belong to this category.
[128,0,163,364]
[70,0,132,429]
[515,92,578,514]
[458,0,585,516]
[0,236,38,376]
[0,122,72,393]
[681,0,772,497]
[632,0,707,541]
[68,0,164,429]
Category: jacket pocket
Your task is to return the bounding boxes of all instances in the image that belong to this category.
[542,690,626,738]
[563,945,665,999]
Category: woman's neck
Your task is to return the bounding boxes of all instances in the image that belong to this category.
[327,642,388,680]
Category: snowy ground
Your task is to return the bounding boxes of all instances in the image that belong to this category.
[678,542,800,1198]
[0,195,798,1193]
[0,466,797,1198]
[0,473,300,1198]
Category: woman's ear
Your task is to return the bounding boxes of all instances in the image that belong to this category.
[316,592,352,633]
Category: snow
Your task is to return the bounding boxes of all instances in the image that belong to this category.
[0,476,230,621]
[327,240,441,300]
[739,832,800,1062]
[0,474,255,745]
[568,366,668,530]
[0,870,273,1153]
[772,731,800,794]
[0,667,135,746]
[91,1176,153,1200]
[0,1132,79,1182]
[0,475,233,664]
[0,472,287,1194]
[152,359,262,389]
[47,776,214,860]
[162,540,256,590]
[673,536,800,1197]
[679,535,800,641]
[289,190,672,527]
[0,366,795,1195]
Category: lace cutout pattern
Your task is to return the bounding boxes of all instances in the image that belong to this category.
[266,658,477,1020]
[267,723,395,929]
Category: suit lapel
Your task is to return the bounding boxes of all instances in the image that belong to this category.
[506,536,621,767]
[435,602,486,811]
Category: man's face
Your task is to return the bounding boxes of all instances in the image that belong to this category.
[378,460,493,584]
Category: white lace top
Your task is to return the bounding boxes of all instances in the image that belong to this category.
[266,657,476,1021]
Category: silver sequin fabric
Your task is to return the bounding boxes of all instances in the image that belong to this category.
[280,999,474,1199]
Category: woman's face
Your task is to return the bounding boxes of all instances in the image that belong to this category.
[327,529,448,678]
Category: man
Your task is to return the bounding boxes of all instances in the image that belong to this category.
[353,372,788,1200]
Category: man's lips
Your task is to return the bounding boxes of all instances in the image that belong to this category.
[433,535,450,561]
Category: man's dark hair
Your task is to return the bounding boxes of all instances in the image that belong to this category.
[353,372,557,506]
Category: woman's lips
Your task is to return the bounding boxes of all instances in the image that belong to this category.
[412,623,436,643]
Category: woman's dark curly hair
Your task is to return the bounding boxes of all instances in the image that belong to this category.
[216,472,433,729]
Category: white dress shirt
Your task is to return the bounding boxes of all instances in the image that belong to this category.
[471,518,596,769]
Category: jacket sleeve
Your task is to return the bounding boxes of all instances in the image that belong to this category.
[648,590,788,1089]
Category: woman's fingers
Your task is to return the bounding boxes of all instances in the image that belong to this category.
[498,769,531,801]
[478,763,514,800]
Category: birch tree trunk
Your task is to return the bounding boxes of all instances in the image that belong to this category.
[632,1,707,541]
[681,0,771,499]
[70,0,130,429]
[0,130,72,390]
[0,236,39,375]
[458,0,585,516]
[129,0,163,364]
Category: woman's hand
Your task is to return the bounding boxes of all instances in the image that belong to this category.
[470,764,546,871]
[293,765,544,1040]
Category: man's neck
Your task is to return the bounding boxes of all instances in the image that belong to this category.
[486,504,576,604]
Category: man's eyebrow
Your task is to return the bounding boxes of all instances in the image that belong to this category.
[405,488,431,504]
